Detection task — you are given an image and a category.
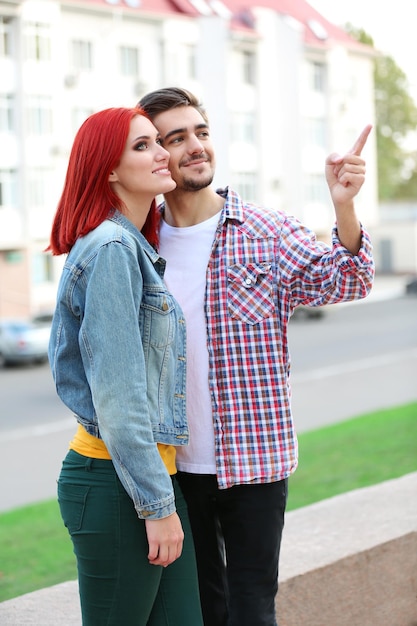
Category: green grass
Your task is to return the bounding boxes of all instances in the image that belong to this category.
[287,401,417,510]
[0,402,416,603]
[0,499,77,603]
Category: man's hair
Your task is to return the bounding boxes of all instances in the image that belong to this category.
[138,87,209,124]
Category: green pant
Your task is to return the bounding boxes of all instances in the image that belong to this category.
[58,450,203,626]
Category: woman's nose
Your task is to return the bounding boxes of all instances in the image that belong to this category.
[156,145,171,160]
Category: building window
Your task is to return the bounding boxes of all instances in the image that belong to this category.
[27,169,52,207]
[167,43,196,83]
[70,39,93,71]
[309,61,326,93]
[0,94,14,132]
[0,169,18,208]
[0,16,13,58]
[119,45,139,76]
[242,50,256,85]
[232,172,257,203]
[305,173,328,204]
[24,21,51,61]
[184,44,196,80]
[71,107,94,134]
[304,117,326,148]
[26,95,53,134]
[231,111,256,143]
[32,251,54,284]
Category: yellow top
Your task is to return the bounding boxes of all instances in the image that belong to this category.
[69,423,177,475]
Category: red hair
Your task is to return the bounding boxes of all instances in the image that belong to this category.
[48,107,160,254]
[142,199,161,250]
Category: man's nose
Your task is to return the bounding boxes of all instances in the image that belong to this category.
[187,136,204,154]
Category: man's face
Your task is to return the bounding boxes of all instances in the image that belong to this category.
[152,106,215,192]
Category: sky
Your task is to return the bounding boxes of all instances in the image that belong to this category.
[309,0,417,105]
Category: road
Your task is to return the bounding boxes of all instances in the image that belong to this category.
[0,291,416,513]
[289,294,417,431]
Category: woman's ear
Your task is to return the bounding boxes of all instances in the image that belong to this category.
[108,171,118,182]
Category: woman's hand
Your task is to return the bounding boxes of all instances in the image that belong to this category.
[145,512,184,567]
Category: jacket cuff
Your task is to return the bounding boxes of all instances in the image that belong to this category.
[134,492,176,520]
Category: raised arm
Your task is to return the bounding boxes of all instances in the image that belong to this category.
[325,124,372,255]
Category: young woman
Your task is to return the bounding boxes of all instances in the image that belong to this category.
[48,107,203,626]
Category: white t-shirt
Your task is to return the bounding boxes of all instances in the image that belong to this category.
[159,213,220,474]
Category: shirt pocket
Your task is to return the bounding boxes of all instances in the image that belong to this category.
[140,290,176,348]
[226,262,274,324]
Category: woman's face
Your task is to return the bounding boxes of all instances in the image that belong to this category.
[109,115,176,208]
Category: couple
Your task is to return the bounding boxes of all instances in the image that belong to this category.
[49,87,374,626]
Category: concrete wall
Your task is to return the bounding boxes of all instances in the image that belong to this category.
[0,473,416,625]
[277,472,417,625]
[370,222,417,274]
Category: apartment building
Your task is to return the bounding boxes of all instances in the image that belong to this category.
[0,0,378,318]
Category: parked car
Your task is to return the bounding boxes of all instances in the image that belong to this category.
[32,312,55,324]
[405,276,417,295]
[0,319,51,367]
[291,304,326,321]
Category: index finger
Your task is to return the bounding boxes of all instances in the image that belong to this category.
[350,124,372,156]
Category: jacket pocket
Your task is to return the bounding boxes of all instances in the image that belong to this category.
[140,291,175,348]
[226,262,274,324]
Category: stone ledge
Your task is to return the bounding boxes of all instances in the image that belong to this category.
[0,581,81,625]
[277,472,417,625]
[1,473,416,625]
[278,533,417,626]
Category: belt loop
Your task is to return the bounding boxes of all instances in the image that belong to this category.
[85,457,93,472]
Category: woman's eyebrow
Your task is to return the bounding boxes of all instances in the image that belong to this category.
[130,134,151,144]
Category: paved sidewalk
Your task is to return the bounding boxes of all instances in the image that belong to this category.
[335,272,408,306]
[359,273,408,302]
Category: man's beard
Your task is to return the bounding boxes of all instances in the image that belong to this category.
[180,173,214,192]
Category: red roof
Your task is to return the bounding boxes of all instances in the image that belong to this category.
[63,0,199,17]
[64,0,368,52]
[222,0,365,49]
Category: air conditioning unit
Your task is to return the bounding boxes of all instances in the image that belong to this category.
[134,81,148,97]
[64,74,78,88]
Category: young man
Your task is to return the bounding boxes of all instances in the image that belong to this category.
[138,87,374,626]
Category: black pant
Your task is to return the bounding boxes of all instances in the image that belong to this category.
[176,472,287,626]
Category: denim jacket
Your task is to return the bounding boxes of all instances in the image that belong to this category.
[49,211,188,520]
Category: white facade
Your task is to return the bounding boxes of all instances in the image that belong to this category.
[0,0,379,317]
[370,204,417,274]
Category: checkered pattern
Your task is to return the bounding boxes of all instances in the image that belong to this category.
[202,187,374,489]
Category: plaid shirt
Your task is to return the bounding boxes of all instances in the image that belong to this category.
[161,187,375,489]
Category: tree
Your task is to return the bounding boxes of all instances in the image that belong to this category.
[346,25,417,201]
